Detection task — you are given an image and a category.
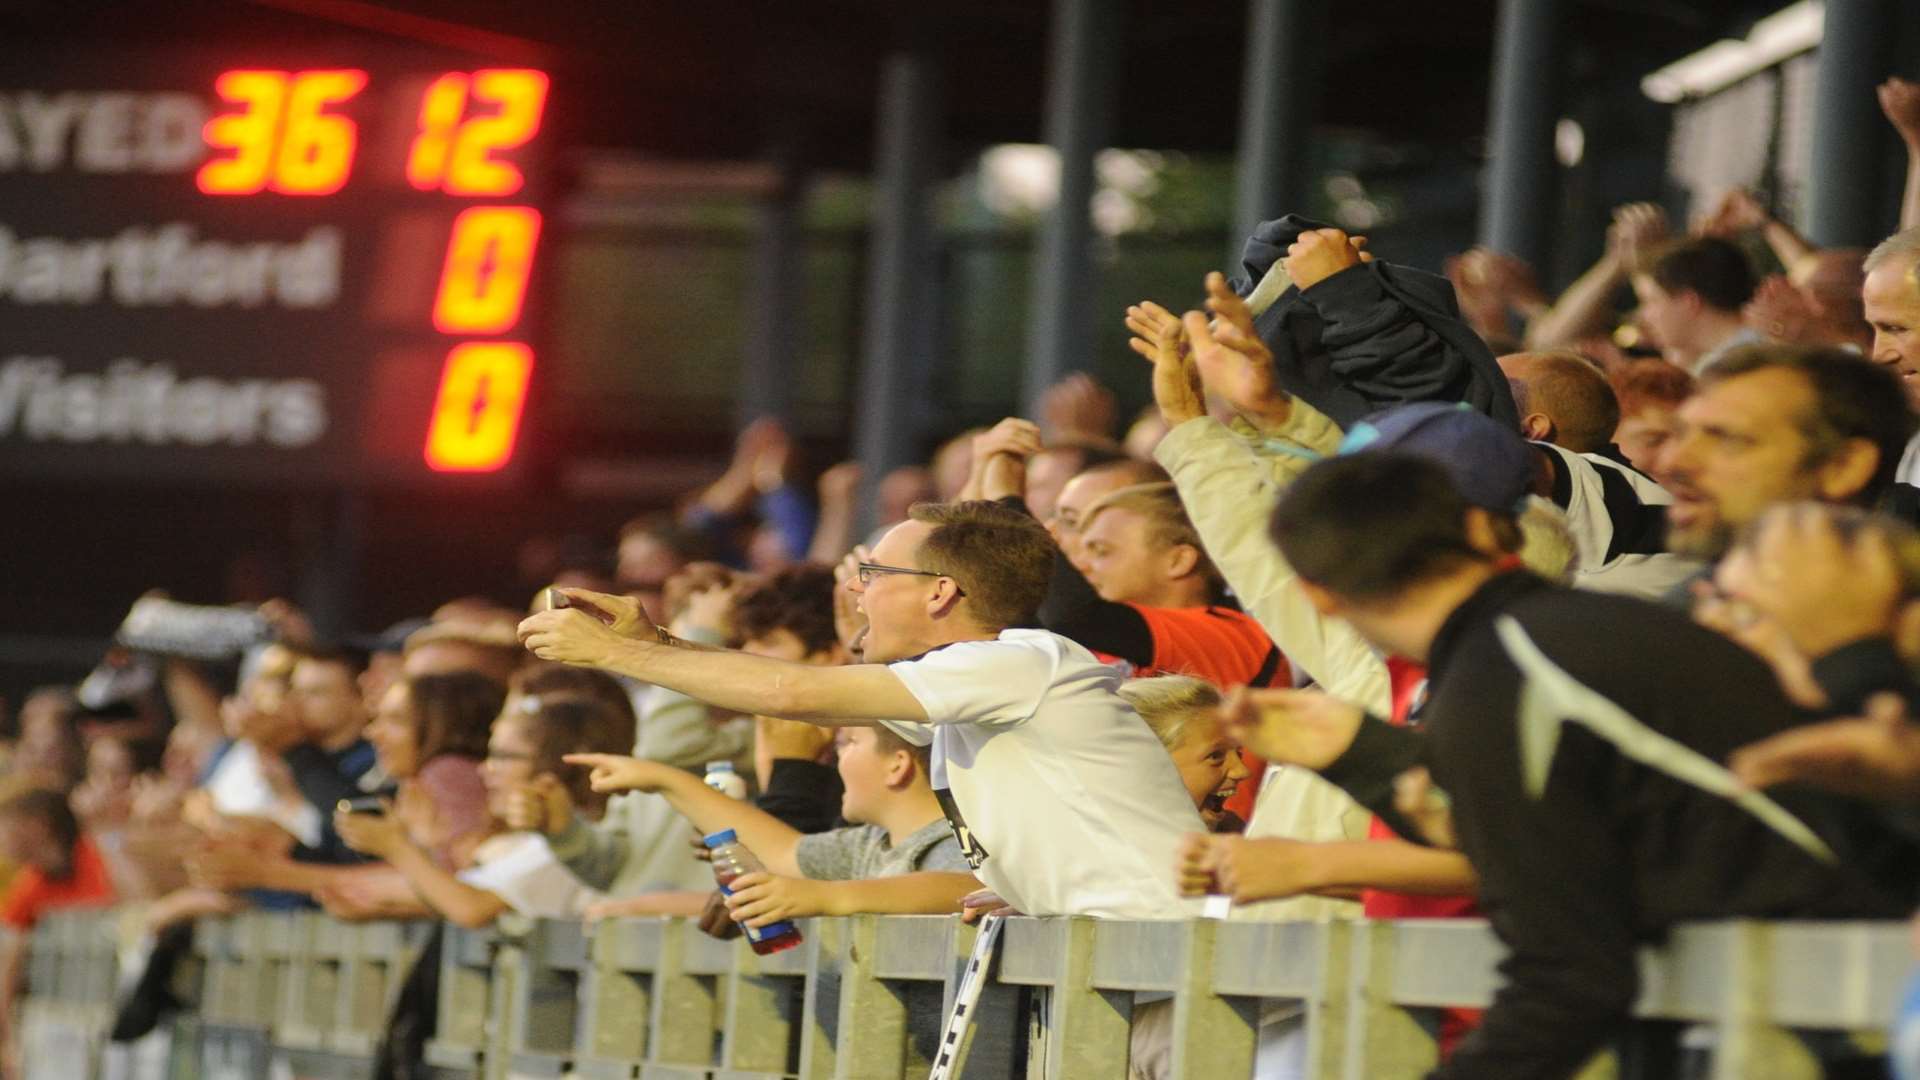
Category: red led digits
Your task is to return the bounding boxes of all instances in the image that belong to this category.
[425,343,533,472]
[433,206,542,334]
[414,70,549,471]
[197,69,366,195]
[406,69,549,195]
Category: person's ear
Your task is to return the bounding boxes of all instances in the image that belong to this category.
[1813,438,1880,503]
[1519,412,1555,443]
[886,749,915,789]
[1164,543,1201,581]
[1298,579,1342,617]
[925,577,965,619]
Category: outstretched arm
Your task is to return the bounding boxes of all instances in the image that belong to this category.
[333,809,507,929]
[519,590,930,724]
[563,755,809,876]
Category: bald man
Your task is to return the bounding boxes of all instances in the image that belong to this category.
[1499,350,1699,599]
[1498,350,1621,455]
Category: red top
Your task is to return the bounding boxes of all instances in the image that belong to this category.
[1132,604,1289,821]
[0,835,117,931]
[1365,656,1481,1052]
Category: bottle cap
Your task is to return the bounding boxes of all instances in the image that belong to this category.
[702,828,739,849]
[705,761,734,773]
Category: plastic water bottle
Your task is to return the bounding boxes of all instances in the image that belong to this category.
[704,828,803,956]
[703,761,747,800]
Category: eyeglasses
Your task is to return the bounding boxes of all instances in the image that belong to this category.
[855,562,966,596]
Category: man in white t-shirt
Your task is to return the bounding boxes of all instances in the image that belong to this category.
[520,500,1205,919]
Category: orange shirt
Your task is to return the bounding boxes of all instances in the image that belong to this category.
[0,836,117,931]
[1131,605,1288,820]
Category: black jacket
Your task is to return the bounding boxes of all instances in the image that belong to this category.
[1322,572,1916,1079]
[1232,215,1518,429]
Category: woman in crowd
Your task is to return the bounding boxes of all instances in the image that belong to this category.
[334,692,626,926]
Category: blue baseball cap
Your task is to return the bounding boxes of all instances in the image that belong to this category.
[1337,402,1536,512]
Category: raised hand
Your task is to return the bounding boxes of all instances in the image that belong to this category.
[562,753,674,795]
[1039,372,1119,441]
[1880,77,1920,149]
[1177,272,1290,427]
[1217,686,1363,772]
[817,461,863,508]
[972,417,1044,463]
[518,606,636,667]
[1697,188,1769,239]
[1124,299,1204,425]
[548,586,656,639]
[333,800,407,860]
[1606,202,1670,271]
[503,774,573,836]
[1285,227,1363,291]
[1731,693,1920,801]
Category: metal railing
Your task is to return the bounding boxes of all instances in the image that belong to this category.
[18,908,1910,1080]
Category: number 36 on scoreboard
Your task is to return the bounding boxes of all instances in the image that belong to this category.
[196,67,549,474]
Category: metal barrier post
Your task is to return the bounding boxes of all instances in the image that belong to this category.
[1708,922,1821,1080]
[719,920,810,1076]
[505,919,588,1079]
[336,920,426,1060]
[481,919,529,1080]
[993,917,1130,1079]
[1304,920,1351,1080]
[1339,921,1437,1080]
[575,919,651,1078]
[795,918,845,1080]
[425,924,496,1077]
[1168,919,1257,1078]
[643,918,722,1075]
[827,915,911,1080]
[276,913,331,1052]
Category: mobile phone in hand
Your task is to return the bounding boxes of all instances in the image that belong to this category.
[545,587,616,625]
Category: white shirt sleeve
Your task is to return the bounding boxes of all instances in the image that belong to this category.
[886,636,1058,728]
[457,833,603,919]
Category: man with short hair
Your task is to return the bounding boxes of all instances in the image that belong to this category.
[1660,345,1915,562]
[1630,237,1762,375]
[1862,227,1920,519]
[1497,350,1619,455]
[1864,227,1920,408]
[520,500,1206,918]
[1233,451,1917,1079]
[1498,349,1692,598]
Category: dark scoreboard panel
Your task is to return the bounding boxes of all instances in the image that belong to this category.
[0,49,550,483]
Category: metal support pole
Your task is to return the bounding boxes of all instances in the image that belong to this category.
[739,148,806,427]
[1021,0,1123,417]
[1807,0,1895,247]
[1479,0,1566,271]
[1231,0,1324,264]
[852,53,942,538]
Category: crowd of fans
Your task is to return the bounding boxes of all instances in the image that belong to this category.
[12,73,1920,1080]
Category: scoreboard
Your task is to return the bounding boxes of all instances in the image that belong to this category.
[0,49,552,483]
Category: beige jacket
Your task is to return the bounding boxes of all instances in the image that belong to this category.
[1154,405,1388,922]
